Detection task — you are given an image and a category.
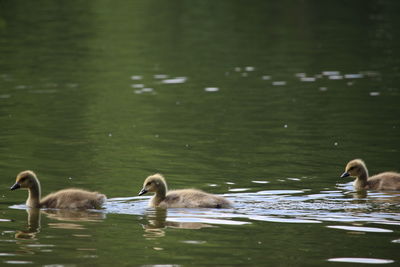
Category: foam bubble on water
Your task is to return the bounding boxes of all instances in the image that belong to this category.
[272,81,286,86]
[369,92,380,96]
[181,240,206,245]
[344,74,363,79]
[261,75,271,80]
[130,75,142,80]
[234,67,241,72]
[328,75,343,80]
[251,181,270,184]
[241,72,248,77]
[205,87,219,92]
[322,71,340,76]
[300,77,316,82]
[142,88,154,92]
[327,258,394,264]
[0,94,11,99]
[245,66,255,72]
[161,77,187,84]
[131,84,144,88]
[319,87,328,91]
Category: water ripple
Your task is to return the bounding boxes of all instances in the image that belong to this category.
[9,188,400,228]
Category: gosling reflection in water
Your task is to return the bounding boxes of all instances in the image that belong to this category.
[142,209,213,238]
[15,208,41,240]
[15,208,106,239]
[43,209,106,230]
[42,209,106,222]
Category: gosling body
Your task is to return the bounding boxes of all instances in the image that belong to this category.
[341,159,400,191]
[10,170,106,209]
[138,174,232,208]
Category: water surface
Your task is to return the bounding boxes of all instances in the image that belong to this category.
[1,0,400,266]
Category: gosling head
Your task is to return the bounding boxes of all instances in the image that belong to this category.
[138,173,166,196]
[10,170,37,191]
[340,159,367,178]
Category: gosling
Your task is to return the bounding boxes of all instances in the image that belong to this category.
[340,159,400,191]
[10,170,107,209]
[138,173,232,208]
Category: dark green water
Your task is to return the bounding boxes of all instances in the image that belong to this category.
[1,0,400,266]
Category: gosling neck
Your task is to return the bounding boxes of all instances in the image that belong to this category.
[357,165,369,181]
[153,182,167,205]
[27,177,41,208]
[354,167,369,190]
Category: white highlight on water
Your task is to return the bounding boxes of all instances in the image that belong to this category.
[272,81,286,86]
[161,77,187,84]
[327,258,394,264]
[204,87,219,92]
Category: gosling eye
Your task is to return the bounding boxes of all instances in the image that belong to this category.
[146,181,152,186]
[19,177,27,182]
[348,166,355,171]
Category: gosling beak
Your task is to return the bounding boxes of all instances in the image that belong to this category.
[10,183,21,191]
[138,188,147,196]
[340,172,350,178]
